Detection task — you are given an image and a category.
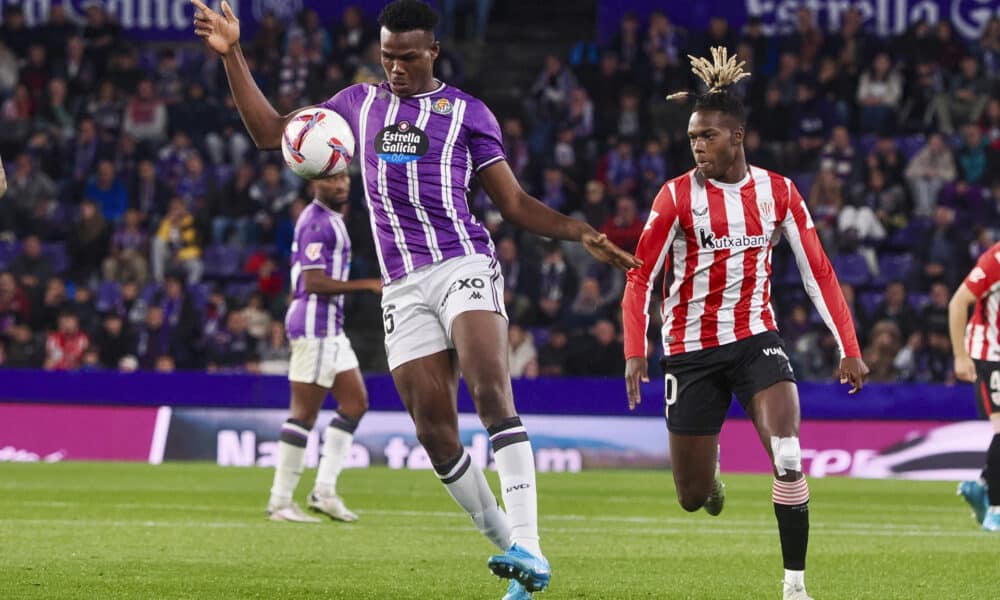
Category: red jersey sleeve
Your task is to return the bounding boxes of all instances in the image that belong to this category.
[622,183,680,360]
[779,179,862,358]
[963,242,1000,298]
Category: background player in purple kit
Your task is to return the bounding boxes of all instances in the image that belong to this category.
[192,0,639,596]
[267,172,381,524]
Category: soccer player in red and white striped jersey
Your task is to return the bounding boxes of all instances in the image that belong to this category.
[622,48,868,600]
[949,241,1000,531]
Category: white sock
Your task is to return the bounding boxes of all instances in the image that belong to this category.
[490,418,541,556]
[784,569,805,588]
[269,419,310,506]
[435,449,512,551]
[314,413,359,496]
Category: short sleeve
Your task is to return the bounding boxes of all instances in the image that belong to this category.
[297,220,335,271]
[466,99,506,172]
[965,244,1000,298]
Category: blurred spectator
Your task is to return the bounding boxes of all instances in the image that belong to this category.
[920,282,951,336]
[537,326,569,376]
[86,160,129,223]
[578,180,609,229]
[600,196,643,254]
[334,5,374,69]
[67,199,111,285]
[808,167,844,250]
[242,293,272,340]
[862,319,902,382]
[211,164,257,244]
[598,140,638,197]
[175,152,215,208]
[20,44,51,103]
[72,286,101,338]
[55,36,95,102]
[529,55,577,120]
[123,79,168,146]
[32,277,68,332]
[38,78,76,141]
[250,163,297,216]
[956,124,997,186]
[539,167,569,213]
[10,235,54,292]
[258,321,291,375]
[206,311,259,372]
[130,160,173,219]
[0,271,29,329]
[155,354,176,373]
[610,11,643,73]
[508,324,537,378]
[134,305,175,370]
[152,198,203,284]
[870,282,917,340]
[4,321,44,368]
[103,209,150,286]
[565,319,624,376]
[856,52,901,133]
[536,242,577,326]
[855,168,904,233]
[94,312,134,369]
[919,206,961,288]
[44,311,89,371]
[159,275,201,358]
[932,55,990,133]
[118,279,148,326]
[564,276,610,330]
[5,154,57,232]
[497,237,536,325]
[894,330,932,383]
[1,7,32,59]
[905,133,956,216]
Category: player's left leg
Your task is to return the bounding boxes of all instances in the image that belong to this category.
[451,310,550,592]
[308,365,368,522]
[982,412,1000,531]
[749,381,812,600]
[267,379,326,523]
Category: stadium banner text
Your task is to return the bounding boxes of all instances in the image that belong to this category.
[598,0,999,42]
[0,402,991,480]
[0,0,395,41]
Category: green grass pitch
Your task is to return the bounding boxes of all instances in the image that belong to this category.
[0,463,992,599]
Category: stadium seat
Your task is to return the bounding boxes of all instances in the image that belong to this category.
[909,292,930,311]
[224,281,257,303]
[0,240,18,270]
[899,135,926,161]
[187,282,212,313]
[41,243,69,274]
[203,245,243,278]
[95,281,122,312]
[874,253,915,286]
[831,253,871,287]
[860,291,883,316]
[792,172,816,198]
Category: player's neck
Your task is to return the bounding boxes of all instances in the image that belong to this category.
[712,159,748,185]
[396,78,442,97]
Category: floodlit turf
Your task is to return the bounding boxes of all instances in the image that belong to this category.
[0,463,993,599]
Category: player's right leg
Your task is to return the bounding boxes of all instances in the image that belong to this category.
[308,364,368,522]
[960,361,1000,528]
[391,351,513,551]
[267,338,329,523]
[983,412,1000,531]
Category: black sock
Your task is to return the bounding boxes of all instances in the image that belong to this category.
[774,502,809,570]
[987,434,1000,506]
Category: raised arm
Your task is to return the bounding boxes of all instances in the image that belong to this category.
[478,160,640,271]
[191,0,296,149]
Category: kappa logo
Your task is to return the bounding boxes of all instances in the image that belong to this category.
[470,291,484,300]
[693,206,708,217]
[763,346,789,360]
[442,277,487,307]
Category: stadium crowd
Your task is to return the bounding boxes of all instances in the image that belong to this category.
[0,3,998,383]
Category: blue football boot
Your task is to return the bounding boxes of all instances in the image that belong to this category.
[488,544,551,592]
[982,508,1000,532]
[502,579,532,600]
[957,480,989,525]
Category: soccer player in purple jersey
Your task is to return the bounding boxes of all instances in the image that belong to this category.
[193,1,639,596]
[266,173,382,524]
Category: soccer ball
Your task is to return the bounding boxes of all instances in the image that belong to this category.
[281,108,355,180]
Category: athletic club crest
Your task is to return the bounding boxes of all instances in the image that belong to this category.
[432,98,453,115]
[758,199,774,220]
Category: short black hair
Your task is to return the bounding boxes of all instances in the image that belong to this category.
[694,91,747,125]
[378,0,439,34]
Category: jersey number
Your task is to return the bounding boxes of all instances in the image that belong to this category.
[664,373,678,414]
[383,304,396,335]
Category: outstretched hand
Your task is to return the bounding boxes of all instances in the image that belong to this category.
[625,357,649,411]
[581,231,642,272]
[192,0,240,56]
[836,356,869,395]
[954,355,976,383]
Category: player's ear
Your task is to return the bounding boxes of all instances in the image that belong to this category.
[732,125,744,146]
[429,38,440,60]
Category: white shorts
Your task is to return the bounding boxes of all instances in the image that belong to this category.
[288,334,359,388]
[381,254,507,371]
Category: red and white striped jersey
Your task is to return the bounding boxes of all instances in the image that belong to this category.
[622,166,862,360]
[962,241,1000,361]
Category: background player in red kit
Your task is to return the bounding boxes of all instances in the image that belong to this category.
[622,48,869,600]
[949,241,1000,531]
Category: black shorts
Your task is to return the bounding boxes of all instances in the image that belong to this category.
[973,360,1000,418]
[660,331,797,435]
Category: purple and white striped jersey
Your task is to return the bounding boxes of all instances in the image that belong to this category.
[285,201,352,339]
[322,81,503,283]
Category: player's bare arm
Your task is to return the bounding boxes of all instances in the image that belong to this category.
[302,270,382,296]
[949,283,978,382]
[191,0,299,149]
[478,161,641,271]
[0,155,6,198]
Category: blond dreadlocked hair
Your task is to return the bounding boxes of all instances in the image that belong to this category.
[666,46,751,123]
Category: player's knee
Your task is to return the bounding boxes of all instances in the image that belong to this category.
[770,436,802,477]
[674,480,711,512]
[415,422,461,463]
[339,390,369,419]
[467,378,512,423]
